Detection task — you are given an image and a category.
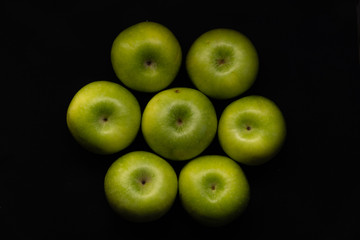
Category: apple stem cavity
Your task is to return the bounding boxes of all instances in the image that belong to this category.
[144,59,156,69]
[100,116,109,123]
[217,58,226,65]
[246,126,251,131]
[176,118,183,126]
[139,177,148,186]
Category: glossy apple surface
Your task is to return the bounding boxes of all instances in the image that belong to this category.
[218,95,286,165]
[104,151,178,222]
[111,21,182,92]
[186,28,258,99]
[179,155,250,227]
[141,87,217,161]
[66,81,141,154]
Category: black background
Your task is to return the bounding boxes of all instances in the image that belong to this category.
[2,0,360,239]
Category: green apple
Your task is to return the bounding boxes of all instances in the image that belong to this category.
[218,95,286,165]
[186,28,259,99]
[179,155,250,227]
[141,87,217,161]
[104,151,178,222]
[66,81,141,154]
[111,21,182,92]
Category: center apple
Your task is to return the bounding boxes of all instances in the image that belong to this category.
[141,87,217,161]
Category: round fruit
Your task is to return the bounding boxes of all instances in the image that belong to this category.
[141,87,217,161]
[218,95,286,165]
[186,28,259,99]
[66,81,141,154]
[111,21,182,92]
[179,155,250,227]
[104,151,178,222]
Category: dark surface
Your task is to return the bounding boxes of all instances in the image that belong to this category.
[2,0,359,239]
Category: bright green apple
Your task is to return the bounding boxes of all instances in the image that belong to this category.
[104,151,178,222]
[186,28,259,99]
[218,95,286,165]
[66,81,141,154]
[179,155,250,227]
[111,21,182,92]
[141,87,217,161]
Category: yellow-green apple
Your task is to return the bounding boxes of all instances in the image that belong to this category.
[111,21,182,92]
[218,95,286,165]
[104,151,178,222]
[66,81,141,154]
[141,87,217,161]
[179,155,250,227]
[186,28,259,99]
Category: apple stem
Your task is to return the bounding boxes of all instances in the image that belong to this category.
[176,118,183,126]
[217,58,226,65]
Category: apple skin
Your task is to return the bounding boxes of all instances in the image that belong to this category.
[104,151,178,222]
[218,95,286,165]
[141,87,217,161]
[111,21,182,92]
[179,155,250,227]
[66,81,141,154]
[186,28,258,99]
